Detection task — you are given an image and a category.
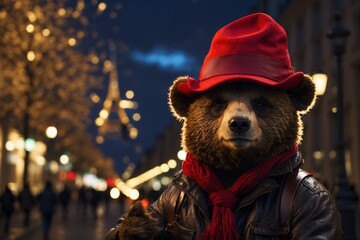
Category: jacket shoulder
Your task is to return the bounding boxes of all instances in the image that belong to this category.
[291,175,343,239]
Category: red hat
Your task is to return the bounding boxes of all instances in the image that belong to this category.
[178,13,304,96]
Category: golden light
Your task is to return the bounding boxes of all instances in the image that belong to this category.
[27,11,36,22]
[58,8,66,16]
[46,126,58,139]
[49,160,59,173]
[15,139,24,150]
[60,154,70,165]
[332,107,337,113]
[36,156,46,166]
[132,113,141,121]
[98,2,107,12]
[104,99,112,108]
[103,60,112,71]
[14,1,22,9]
[27,51,36,61]
[42,29,50,37]
[5,141,15,151]
[95,117,105,126]
[72,11,80,18]
[160,163,170,173]
[96,135,104,144]
[168,159,177,169]
[312,73,328,96]
[110,187,120,199]
[329,150,337,159]
[68,38,77,46]
[313,151,324,160]
[129,128,138,139]
[119,100,138,109]
[126,90,134,99]
[90,92,100,103]
[90,56,100,65]
[161,176,171,185]
[129,189,139,200]
[34,33,43,42]
[126,166,162,188]
[152,180,161,191]
[26,24,35,33]
[177,150,187,161]
[99,109,109,119]
[0,11,7,19]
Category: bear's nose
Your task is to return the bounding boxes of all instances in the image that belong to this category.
[228,117,251,133]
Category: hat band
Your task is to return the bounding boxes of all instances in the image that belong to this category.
[199,54,294,82]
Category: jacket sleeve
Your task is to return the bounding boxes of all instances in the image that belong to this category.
[290,176,343,239]
[105,183,177,240]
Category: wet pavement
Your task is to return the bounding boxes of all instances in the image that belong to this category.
[0,201,125,240]
[1,201,359,239]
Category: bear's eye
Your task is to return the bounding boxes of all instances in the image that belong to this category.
[252,97,271,112]
[211,98,227,113]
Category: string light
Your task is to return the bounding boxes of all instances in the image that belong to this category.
[26,24,34,33]
[98,2,107,12]
[27,51,36,61]
[42,29,50,37]
[68,38,77,46]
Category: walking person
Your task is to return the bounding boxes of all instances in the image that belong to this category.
[37,181,57,240]
[0,184,16,234]
[78,184,90,218]
[18,182,35,226]
[89,187,100,220]
[59,184,71,219]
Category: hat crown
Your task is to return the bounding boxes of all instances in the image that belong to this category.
[200,13,293,80]
[176,13,304,97]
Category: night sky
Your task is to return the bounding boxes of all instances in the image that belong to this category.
[85,0,258,174]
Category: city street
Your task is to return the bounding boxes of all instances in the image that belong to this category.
[0,201,124,240]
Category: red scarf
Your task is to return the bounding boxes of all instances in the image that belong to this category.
[182,146,298,240]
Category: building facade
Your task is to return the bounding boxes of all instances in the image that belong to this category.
[260,0,360,194]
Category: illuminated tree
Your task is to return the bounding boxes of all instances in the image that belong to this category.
[0,0,102,185]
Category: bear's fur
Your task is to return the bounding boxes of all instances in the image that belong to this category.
[169,75,315,180]
[104,74,343,240]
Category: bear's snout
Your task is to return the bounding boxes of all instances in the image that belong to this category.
[228,117,250,134]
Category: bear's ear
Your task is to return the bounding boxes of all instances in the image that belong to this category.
[286,74,317,113]
[168,76,194,119]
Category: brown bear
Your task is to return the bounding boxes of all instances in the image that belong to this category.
[106,13,342,240]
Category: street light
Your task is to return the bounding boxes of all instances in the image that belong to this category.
[327,13,356,240]
[312,71,328,96]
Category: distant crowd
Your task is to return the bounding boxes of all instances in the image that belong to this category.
[0,181,112,239]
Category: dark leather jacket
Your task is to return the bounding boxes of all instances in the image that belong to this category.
[107,153,343,239]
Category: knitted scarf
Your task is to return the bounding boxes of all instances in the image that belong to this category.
[182,146,298,240]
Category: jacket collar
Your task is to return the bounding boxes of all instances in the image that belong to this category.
[173,152,303,218]
[269,151,303,176]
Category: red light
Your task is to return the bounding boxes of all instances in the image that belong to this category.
[106,178,115,187]
[67,171,76,182]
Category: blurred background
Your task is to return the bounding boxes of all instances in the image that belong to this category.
[0,0,359,239]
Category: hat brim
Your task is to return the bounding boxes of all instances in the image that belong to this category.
[177,72,304,97]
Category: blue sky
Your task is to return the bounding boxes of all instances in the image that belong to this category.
[85,0,258,174]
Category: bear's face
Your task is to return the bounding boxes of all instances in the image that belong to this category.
[169,75,315,172]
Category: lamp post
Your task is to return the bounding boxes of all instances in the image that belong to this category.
[327,13,356,239]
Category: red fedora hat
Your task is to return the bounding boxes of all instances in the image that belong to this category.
[177,13,304,96]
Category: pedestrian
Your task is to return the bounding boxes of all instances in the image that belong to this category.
[37,181,57,240]
[78,184,90,218]
[89,187,101,220]
[18,182,35,226]
[59,183,71,219]
[0,184,16,234]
